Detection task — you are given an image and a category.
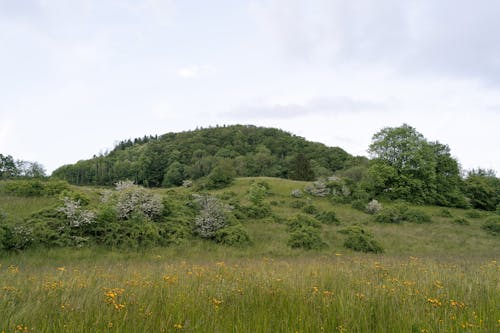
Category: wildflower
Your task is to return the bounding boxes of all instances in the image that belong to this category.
[57,267,66,272]
[174,323,183,329]
[427,298,442,307]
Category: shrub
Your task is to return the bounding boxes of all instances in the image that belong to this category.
[404,209,432,224]
[438,209,453,218]
[239,204,271,219]
[290,200,305,209]
[366,199,383,214]
[1,179,69,197]
[193,194,230,239]
[214,224,251,246]
[464,210,482,218]
[291,189,303,198]
[57,197,96,228]
[114,181,163,220]
[287,226,326,250]
[340,226,383,253]
[374,203,432,224]
[315,211,340,225]
[351,199,367,212]
[452,218,470,225]
[304,180,330,197]
[287,214,321,231]
[302,204,318,215]
[482,216,500,235]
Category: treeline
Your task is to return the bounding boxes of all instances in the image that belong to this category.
[52,125,355,187]
[0,154,46,179]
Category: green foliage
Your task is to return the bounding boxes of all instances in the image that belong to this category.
[0,179,69,197]
[464,210,483,218]
[464,169,500,211]
[351,199,367,212]
[340,226,384,253]
[481,216,500,236]
[452,218,470,226]
[367,124,466,207]
[287,226,326,250]
[374,203,432,224]
[287,214,322,231]
[205,161,236,189]
[314,210,340,225]
[52,125,351,187]
[290,200,306,209]
[438,209,453,218]
[302,204,319,215]
[289,153,315,181]
[214,224,251,246]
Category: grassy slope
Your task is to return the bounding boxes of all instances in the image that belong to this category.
[1,178,499,332]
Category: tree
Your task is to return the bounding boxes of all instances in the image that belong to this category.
[162,162,185,187]
[0,154,19,179]
[464,169,500,211]
[289,153,314,181]
[367,124,464,206]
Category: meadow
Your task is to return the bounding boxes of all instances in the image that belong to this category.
[0,248,499,332]
[1,177,499,332]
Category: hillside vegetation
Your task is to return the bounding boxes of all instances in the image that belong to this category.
[51,125,355,187]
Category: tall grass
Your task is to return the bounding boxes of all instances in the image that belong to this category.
[1,250,498,332]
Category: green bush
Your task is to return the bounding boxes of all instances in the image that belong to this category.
[240,204,271,219]
[290,200,305,209]
[452,218,470,225]
[464,210,483,218]
[287,214,321,231]
[1,179,69,197]
[351,199,367,212]
[374,204,432,224]
[287,226,326,250]
[302,204,318,215]
[315,211,340,225]
[404,209,432,224]
[339,226,384,253]
[481,216,500,235]
[438,209,453,218]
[214,224,251,246]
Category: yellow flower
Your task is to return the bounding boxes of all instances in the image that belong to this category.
[57,267,66,272]
[174,323,183,329]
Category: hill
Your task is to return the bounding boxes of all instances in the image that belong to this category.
[1,176,499,255]
[52,125,358,187]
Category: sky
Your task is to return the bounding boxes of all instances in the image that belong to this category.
[1,0,500,175]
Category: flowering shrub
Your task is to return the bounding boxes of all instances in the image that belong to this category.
[193,194,230,238]
[114,181,163,220]
[366,199,383,214]
[304,180,330,197]
[58,197,96,227]
[291,189,303,198]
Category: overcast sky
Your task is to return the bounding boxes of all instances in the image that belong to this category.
[1,0,500,175]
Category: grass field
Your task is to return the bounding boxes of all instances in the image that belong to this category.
[0,249,499,332]
[0,177,499,332]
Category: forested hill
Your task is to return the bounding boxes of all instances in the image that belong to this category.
[52,125,358,187]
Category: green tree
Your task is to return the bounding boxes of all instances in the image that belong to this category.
[162,162,185,187]
[289,153,314,181]
[464,169,500,211]
[0,154,19,179]
[368,124,463,206]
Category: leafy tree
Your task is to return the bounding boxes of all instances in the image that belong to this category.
[162,162,185,187]
[0,154,19,179]
[289,153,314,181]
[367,124,465,206]
[464,169,500,211]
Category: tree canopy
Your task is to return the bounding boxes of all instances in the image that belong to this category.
[367,124,466,207]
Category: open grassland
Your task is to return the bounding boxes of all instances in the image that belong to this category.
[0,250,499,332]
[1,177,500,332]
